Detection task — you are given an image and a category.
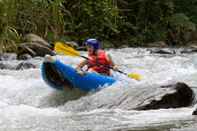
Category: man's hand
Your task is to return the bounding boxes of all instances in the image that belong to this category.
[76,68,85,76]
[112,65,119,71]
[44,55,56,63]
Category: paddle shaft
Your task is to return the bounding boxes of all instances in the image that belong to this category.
[79,55,128,75]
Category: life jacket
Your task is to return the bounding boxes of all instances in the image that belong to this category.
[87,50,112,76]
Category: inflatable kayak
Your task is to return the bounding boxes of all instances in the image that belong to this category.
[41,60,116,92]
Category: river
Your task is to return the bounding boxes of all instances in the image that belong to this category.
[0,48,197,131]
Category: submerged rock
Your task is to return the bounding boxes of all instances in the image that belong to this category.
[15,62,36,70]
[0,61,36,70]
[0,63,14,70]
[0,53,17,61]
[0,63,9,69]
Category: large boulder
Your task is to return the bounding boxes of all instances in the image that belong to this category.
[17,42,55,59]
[60,82,195,112]
[17,34,55,59]
[24,33,52,48]
[135,82,194,110]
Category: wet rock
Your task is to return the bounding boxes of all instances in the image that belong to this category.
[180,48,197,54]
[61,82,195,112]
[135,82,194,110]
[192,108,197,115]
[15,62,36,70]
[0,63,7,69]
[0,61,36,70]
[0,63,14,70]
[148,48,176,54]
[0,53,17,61]
[24,33,52,48]
[17,33,55,58]
[17,54,32,60]
[17,42,55,58]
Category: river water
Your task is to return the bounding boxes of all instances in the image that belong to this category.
[0,48,197,131]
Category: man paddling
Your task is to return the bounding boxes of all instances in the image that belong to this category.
[76,38,118,76]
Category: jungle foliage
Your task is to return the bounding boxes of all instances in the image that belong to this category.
[0,0,197,52]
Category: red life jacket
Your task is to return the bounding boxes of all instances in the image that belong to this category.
[87,50,112,76]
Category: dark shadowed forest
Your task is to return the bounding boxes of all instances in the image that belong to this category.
[1,0,197,53]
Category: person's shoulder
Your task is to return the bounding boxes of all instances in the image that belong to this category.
[98,49,111,57]
[98,49,105,53]
[105,52,112,60]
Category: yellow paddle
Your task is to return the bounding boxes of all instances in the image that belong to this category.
[54,42,142,80]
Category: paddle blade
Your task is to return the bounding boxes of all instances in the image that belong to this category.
[128,73,142,80]
[54,42,80,57]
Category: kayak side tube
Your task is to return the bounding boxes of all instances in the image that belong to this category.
[41,60,116,92]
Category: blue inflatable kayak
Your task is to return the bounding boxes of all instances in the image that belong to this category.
[41,60,116,92]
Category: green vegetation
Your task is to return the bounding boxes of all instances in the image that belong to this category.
[0,0,197,52]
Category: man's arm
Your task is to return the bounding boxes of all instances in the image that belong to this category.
[76,60,88,70]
